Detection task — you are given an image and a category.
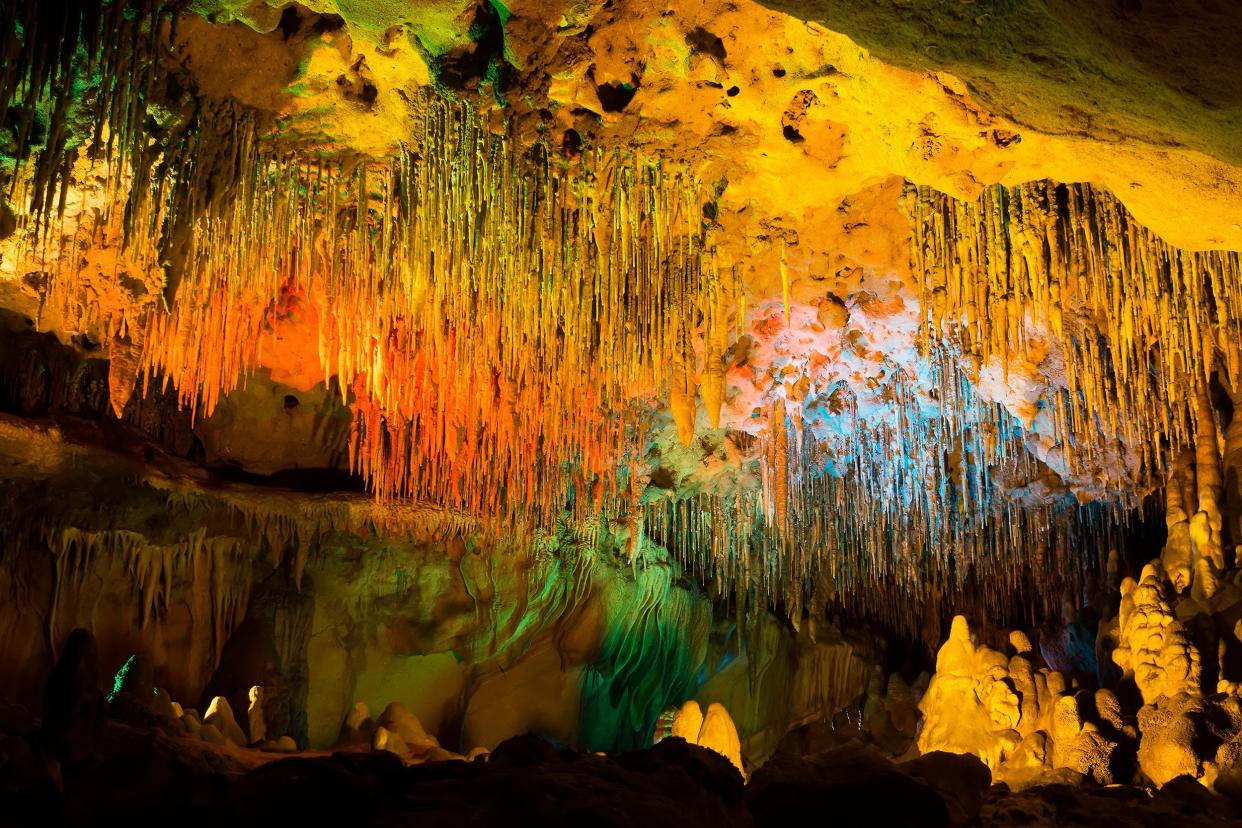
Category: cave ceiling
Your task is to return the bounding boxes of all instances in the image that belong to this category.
[2,0,1241,629]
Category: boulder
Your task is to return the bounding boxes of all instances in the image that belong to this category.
[336,700,374,747]
[748,743,950,828]
[372,726,409,756]
[375,702,438,755]
[41,628,105,759]
[901,751,991,826]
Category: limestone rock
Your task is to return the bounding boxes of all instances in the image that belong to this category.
[670,700,704,743]
[918,616,1021,769]
[1137,695,1204,786]
[698,703,744,777]
[247,686,266,744]
[863,672,923,755]
[375,702,438,755]
[41,628,105,760]
[106,654,155,725]
[199,723,227,745]
[259,735,298,753]
[336,700,374,746]
[1112,565,1202,705]
[372,725,409,756]
[919,615,1126,786]
[665,699,744,776]
[152,688,178,725]
[204,696,248,747]
[180,708,202,737]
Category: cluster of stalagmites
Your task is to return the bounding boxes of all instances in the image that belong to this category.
[909,369,1242,795]
[335,701,490,764]
[917,615,1131,787]
[1,624,751,779]
[917,564,1242,794]
[663,700,745,776]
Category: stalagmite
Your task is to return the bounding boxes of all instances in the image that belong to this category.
[670,700,705,743]
[697,703,744,776]
[667,699,744,775]
[247,686,266,745]
[1163,449,1196,592]
[918,616,1126,786]
[1112,565,1201,705]
[918,616,1021,770]
[372,726,409,756]
[204,696,248,747]
[1192,378,1226,571]
[375,703,438,755]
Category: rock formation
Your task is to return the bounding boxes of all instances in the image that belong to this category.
[1,0,1242,823]
[668,700,745,777]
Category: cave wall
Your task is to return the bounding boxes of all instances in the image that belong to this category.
[0,414,879,758]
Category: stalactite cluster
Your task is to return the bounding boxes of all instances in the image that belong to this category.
[647,341,1129,635]
[5,30,734,530]
[4,0,1239,637]
[910,181,1242,496]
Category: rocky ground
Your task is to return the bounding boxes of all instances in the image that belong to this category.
[3,706,1239,827]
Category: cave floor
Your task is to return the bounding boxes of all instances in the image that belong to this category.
[2,719,1240,827]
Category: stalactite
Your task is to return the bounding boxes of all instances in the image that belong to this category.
[9,89,719,534]
[7,0,1239,637]
[909,181,1242,499]
[644,335,1130,636]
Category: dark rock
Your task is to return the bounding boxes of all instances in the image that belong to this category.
[41,629,105,760]
[216,734,751,828]
[978,778,1242,827]
[488,731,572,766]
[748,742,949,828]
[1151,775,1237,823]
[0,701,36,735]
[223,749,406,824]
[58,725,236,827]
[901,751,991,826]
[0,734,64,828]
[106,653,156,726]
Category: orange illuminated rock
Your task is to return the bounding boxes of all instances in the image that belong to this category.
[918,615,1126,787]
[698,703,744,776]
[669,699,744,776]
[1112,565,1202,706]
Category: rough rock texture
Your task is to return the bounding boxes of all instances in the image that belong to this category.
[2,0,1242,820]
[668,700,745,776]
[747,742,956,827]
[0,409,884,762]
[918,615,1133,788]
[1,0,1241,640]
[1115,565,1203,705]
